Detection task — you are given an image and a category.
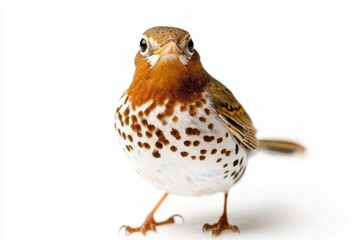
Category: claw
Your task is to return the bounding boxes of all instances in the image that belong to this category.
[202,223,211,232]
[119,225,129,236]
[171,214,185,224]
[233,225,240,233]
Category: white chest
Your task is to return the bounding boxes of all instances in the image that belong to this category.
[114,93,248,196]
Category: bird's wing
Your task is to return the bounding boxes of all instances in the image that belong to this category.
[206,79,259,150]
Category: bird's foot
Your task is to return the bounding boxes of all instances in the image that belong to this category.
[120,213,183,236]
[203,214,239,237]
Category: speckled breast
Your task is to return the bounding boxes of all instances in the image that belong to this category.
[114,92,248,196]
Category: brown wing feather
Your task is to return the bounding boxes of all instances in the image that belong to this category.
[206,79,259,150]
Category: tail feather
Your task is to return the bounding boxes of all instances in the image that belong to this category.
[259,139,305,154]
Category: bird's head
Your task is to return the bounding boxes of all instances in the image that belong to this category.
[129,26,209,107]
[138,27,197,69]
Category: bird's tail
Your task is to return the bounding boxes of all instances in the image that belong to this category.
[258,139,305,154]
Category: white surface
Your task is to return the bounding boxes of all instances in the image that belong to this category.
[1,0,359,239]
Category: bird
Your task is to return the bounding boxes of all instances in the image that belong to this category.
[114,26,305,237]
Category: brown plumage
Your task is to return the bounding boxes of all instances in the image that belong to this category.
[115,26,305,237]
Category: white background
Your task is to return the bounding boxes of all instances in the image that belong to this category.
[1,0,359,239]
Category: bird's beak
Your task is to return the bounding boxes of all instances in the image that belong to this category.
[154,41,183,57]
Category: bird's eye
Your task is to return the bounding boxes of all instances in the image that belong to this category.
[187,39,194,52]
[140,38,147,52]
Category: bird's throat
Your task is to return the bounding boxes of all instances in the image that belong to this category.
[128,52,209,108]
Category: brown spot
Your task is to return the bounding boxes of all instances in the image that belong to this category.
[200,149,207,154]
[131,115,138,123]
[189,105,197,116]
[122,132,126,140]
[152,150,161,158]
[147,124,155,132]
[117,128,121,135]
[216,158,222,163]
[141,119,148,126]
[191,156,196,160]
[193,140,200,146]
[240,157,243,165]
[201,98,207,104]
[195,101,203,108]
[124,96,129,104]
[170,146,177,152]
[124,107,130,117]
[165,102,175,115]
[118,115,123,126]
[130,123,142,133]
[155,141,163,149]
[225,150,231,156]
[137,132,142,137]
[137,142,143,148]
[138,111,143,118]
[125,116,130,126]
[170,128,181,140]
[126,145,132,152]
[223,175,228,179]
[144,102,156,116]
[233,159,239,167]
[184,140,191,146]
[221,148,226,154]
[225,133,229,138]
[155,129,163,137]
[155,129,169,145]
[172,116,179,123]
[145,131,152,138]
[225,170,229,174]
[199,155,206,161]
[199,116,206,122]
[204,135,215,142]
[117,112,122,121]
[127,135,133,142]
[204,108,211,115]
[185,127,201,136]
[223,163,228,168]
[180,105,187,111]
[180,151,189,157]
[233,172,239,181]
[217,137,223,144]
[231,171,236,177]
[143,143,150,149]
[208,124,214,130]
[162,120,167,125]
[211,149,217,155]
[157,113,166,121]
[235,167,245,181]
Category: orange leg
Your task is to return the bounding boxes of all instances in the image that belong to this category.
[120,192,182,235]
[203,192,239,237]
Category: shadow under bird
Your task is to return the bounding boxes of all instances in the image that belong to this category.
[114,26,305,237]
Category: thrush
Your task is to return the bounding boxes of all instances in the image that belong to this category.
[114,26,305,237]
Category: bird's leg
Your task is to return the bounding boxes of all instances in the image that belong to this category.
[203,192,239,237]
[120,192,182,235]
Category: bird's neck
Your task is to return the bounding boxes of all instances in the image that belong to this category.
[128,52,209,108]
